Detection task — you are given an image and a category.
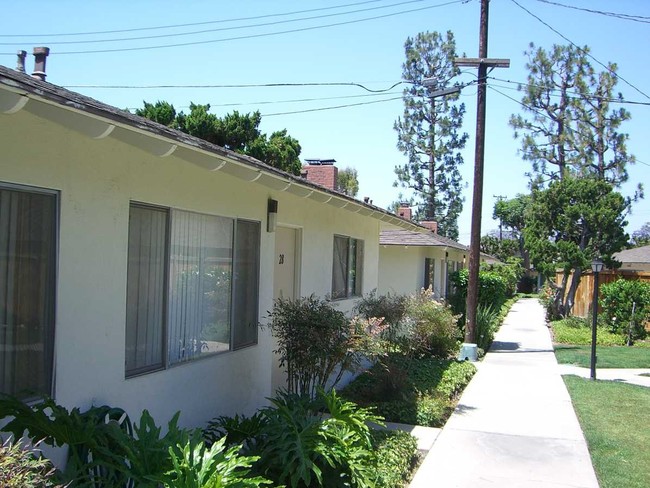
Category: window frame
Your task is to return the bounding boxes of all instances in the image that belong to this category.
[331,234,364,300]
[0,182,59,399]
[125,202,261,378]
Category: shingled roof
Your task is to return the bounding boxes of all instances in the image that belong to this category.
[613,244,650,264]
[380,229,468,251]
[0,64,425,232]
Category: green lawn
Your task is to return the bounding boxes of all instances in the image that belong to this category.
[564,376,650,488]
[555,344,650,368]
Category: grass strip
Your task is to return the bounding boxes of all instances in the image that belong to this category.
[564,376,650,488]
[555,345,650,368]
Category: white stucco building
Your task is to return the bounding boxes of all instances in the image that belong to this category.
[0,64,428,435]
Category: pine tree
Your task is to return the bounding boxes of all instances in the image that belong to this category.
[393,31,467,240]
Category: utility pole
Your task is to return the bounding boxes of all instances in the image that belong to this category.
[493,194,506,240]
[456,0,509,350]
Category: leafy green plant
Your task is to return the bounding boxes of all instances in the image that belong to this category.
[371,430,419,488]
[551,320,626,346]
[342,355,476,427]
[400,288,460,358]
[355,290,409,342]
[475,305,499,352]
[153,435,270,488]
[600,279,650,341]
[449,268,510,318]
[0,439,62,488]
[209,389,381,488]
[0,395,133,486]
[267,295,384,397]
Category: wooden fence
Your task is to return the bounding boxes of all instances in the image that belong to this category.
[554,269,650,318]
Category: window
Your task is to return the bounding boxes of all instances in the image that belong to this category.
[0,185,57,399]
[424,258,435,291]
[331,235,363,299]
[125,204,260,377]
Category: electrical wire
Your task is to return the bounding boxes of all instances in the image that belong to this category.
[259,79,475,116]
[0,0,396,37]
[0,0,466,55]
[0,0,437,46]
[533,0,650,24]
[487,76,650,106]
[127,90,405,111]
[63,81,404,93]
[509,0,650,101]
[261,95,403,117]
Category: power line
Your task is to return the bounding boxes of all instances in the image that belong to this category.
[127,90,405,110]
[487,76,650,107]
[0,0,467,55]
[533,0,650,24]
[509,0,650,101]
[63,81,404,93]
[262,96,402,117]
[0,0,435,46]
[0,0,394,37]
[487,84,650,169]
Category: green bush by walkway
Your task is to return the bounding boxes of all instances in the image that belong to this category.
[341,355,476,427]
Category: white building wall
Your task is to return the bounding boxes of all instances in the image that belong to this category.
[0,108,380,431]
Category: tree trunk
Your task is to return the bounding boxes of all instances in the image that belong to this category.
[550,270,569,318]
[563,267,583,317]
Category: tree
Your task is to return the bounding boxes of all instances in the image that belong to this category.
[494,194,531,269]
[337,167,359,197]
[630,222,650,248]
[136,101,302,175]
[524,176,628,317]
[393,31,468,240]
[480,235,520,262]
[510,44,638,193]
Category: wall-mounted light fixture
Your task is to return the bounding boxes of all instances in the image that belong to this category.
[267,199,278,233]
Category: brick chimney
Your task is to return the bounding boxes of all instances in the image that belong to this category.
[32,47,50,81]
[301,159,338,191]
[420,220,438,234]
[396,204,412,220]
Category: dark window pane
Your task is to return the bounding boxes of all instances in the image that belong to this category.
[125,205,167,376]
[0,188,56,398]
[232,220,260,349]
[331,236,348,299]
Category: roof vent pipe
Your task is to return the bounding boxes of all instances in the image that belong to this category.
[32,47,50,81]
[16,50,27,73]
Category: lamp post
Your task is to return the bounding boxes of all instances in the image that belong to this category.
[590,258,604,380]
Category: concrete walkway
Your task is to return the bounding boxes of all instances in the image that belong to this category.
[409,298,599,488]
[558,364,650,388]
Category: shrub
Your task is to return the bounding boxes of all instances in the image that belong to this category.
[482,258,524,297]
[206,389,381,488]
[371,430,419,488]
[0,440,61,488]
[267,295,366,397]
[341,355,476,427]
[551,320,626,346]
[355,290,409,343]
[600,279,650,341]
[475,305,499,352]
[449,269,510,317]
[401,289,460,358]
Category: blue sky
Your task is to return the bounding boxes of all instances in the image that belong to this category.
[2,0,648,244]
